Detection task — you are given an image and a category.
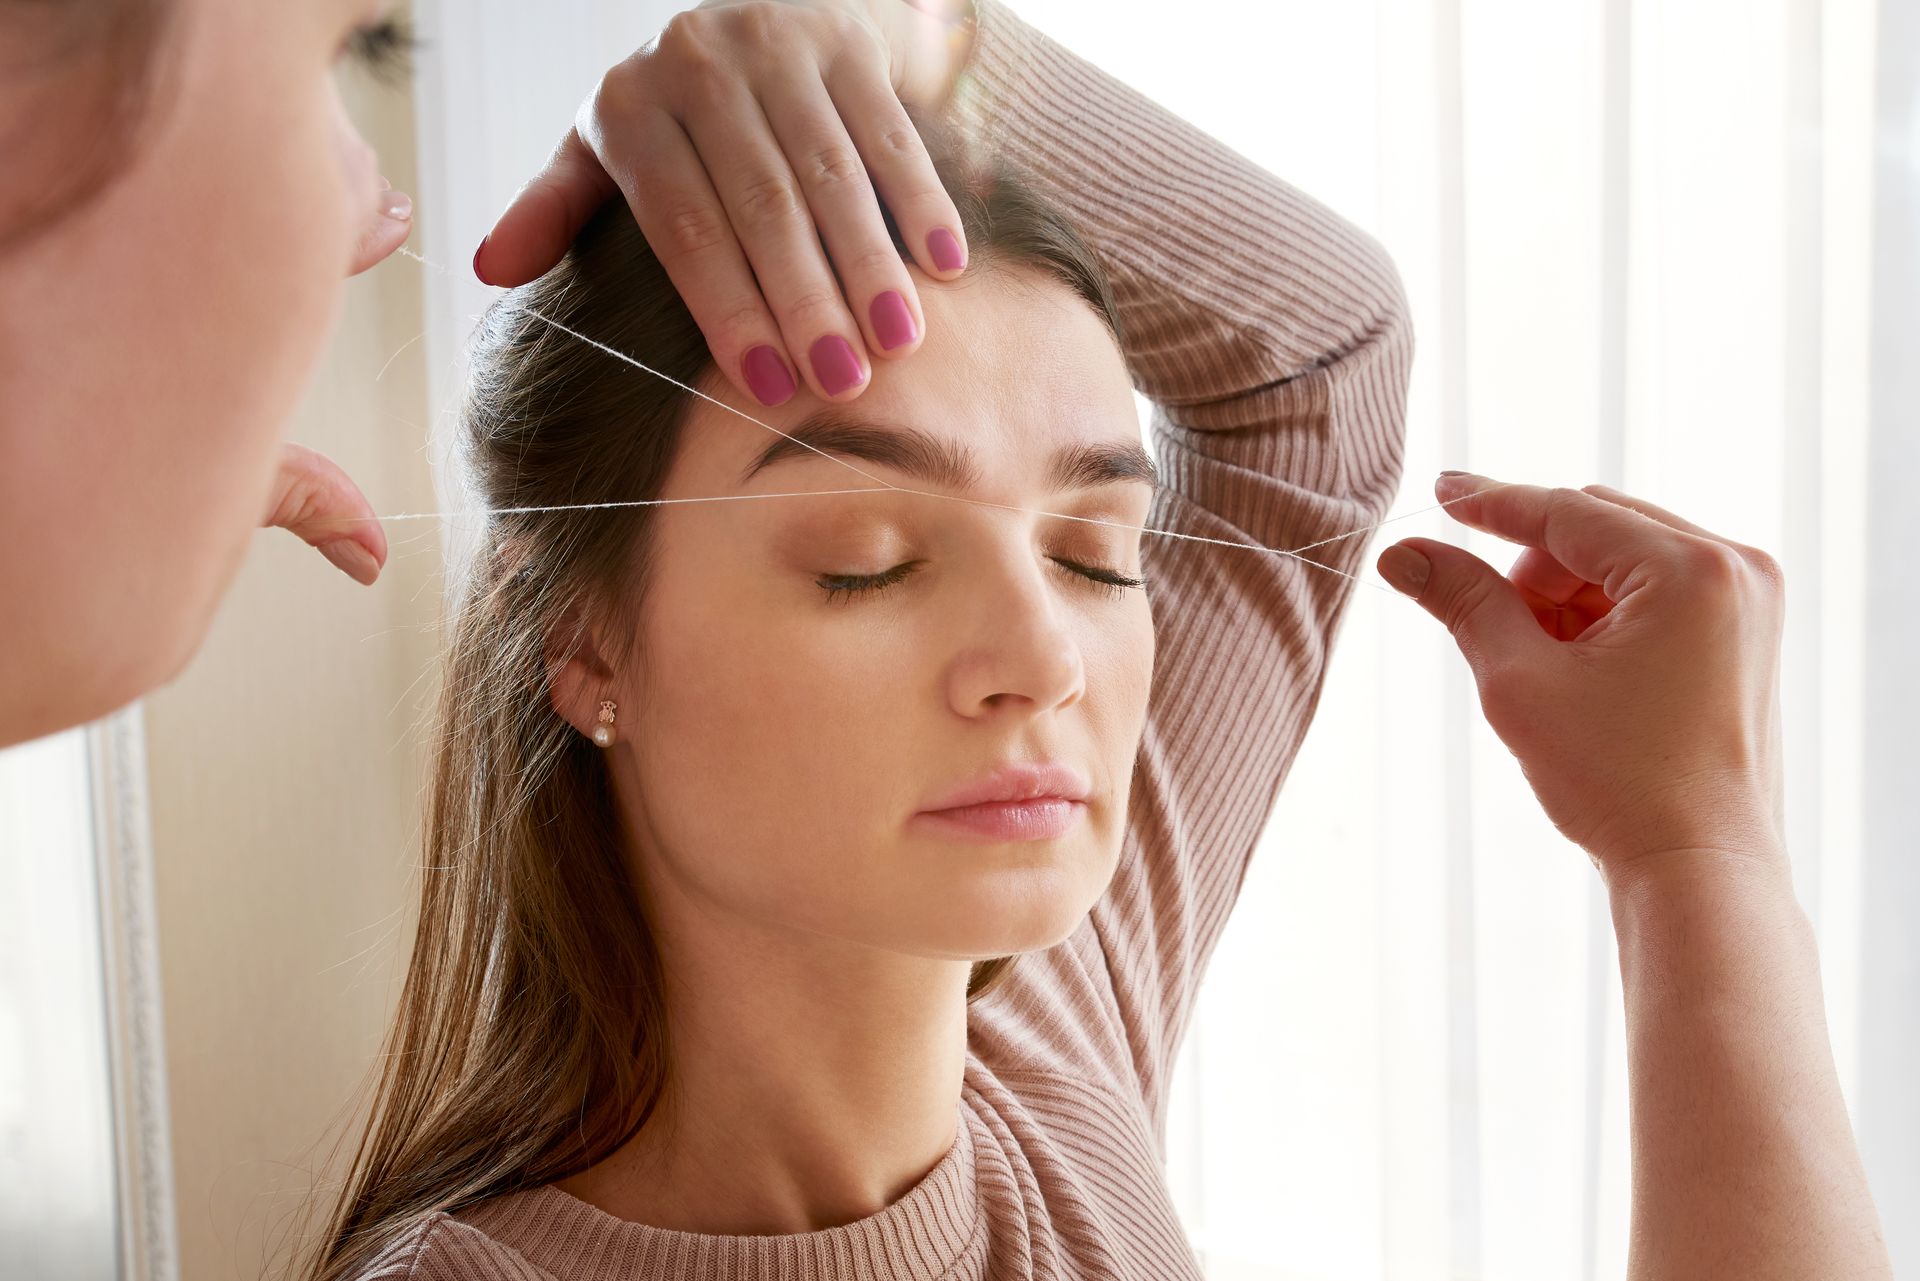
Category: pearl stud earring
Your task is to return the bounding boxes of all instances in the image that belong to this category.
[592,700,617,748]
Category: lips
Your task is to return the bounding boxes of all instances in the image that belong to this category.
[918,761,1092,814]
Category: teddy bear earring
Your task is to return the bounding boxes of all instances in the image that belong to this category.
[592,700,617,748]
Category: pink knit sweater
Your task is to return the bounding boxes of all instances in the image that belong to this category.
[360,1,1411,1275]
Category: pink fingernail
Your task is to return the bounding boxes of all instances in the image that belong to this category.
[927,227,965,273]
[809,335,865,396]
[1378,545,1430,596]
[321,540,379,585]
[870,291,917,350]
[742,345,796,406]
[472,235,491,285]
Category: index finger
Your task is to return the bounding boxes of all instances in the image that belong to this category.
[1435,472,1707,602]
[473,125,621,288]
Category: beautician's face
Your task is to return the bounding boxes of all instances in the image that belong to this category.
[0,0,395,741]
[615,268,1157,965]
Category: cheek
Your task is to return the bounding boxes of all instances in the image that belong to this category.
[633,571,923,832]
[0,1,367,717]
[1086,597,1157,741]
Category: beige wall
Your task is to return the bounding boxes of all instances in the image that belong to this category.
[141,70,440,1281]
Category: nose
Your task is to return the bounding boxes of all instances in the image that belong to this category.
[943,552,1088,721]
[328,84,380,191]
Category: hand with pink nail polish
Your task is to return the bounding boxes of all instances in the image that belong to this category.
[470,0,979,408]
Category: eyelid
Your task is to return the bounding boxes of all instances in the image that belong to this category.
[342,16,419,80]
[813,555,1144,606]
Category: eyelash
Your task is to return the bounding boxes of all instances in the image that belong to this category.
[342,18,419,80]
[815,557,1147,606]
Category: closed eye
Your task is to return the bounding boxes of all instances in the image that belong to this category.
[342,18,419,82]
[815,557,1146,606]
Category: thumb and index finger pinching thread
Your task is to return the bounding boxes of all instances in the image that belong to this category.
[1433,472,1677,602]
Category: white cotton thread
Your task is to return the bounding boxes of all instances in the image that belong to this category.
[379,246,1506,596]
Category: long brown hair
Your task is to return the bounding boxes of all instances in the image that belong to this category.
[296,113,1126,1280]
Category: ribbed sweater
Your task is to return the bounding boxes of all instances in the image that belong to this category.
[360,1,1412,1275]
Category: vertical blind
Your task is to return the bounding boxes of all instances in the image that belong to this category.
[1018,1,1909,1277]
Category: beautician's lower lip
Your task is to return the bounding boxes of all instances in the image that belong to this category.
[911,798,1086,842]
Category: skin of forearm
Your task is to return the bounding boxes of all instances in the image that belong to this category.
[1607,847,1893,1280]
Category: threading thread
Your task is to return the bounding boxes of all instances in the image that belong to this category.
[370,246,1503,596]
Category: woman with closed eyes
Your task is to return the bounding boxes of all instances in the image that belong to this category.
[294,4,1887,1280]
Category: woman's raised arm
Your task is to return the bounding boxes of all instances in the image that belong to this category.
[928,0,1415,1131]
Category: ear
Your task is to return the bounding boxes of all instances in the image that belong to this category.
[545,599,623,743]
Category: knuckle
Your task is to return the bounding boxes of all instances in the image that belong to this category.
[661,200,732,257]
[741,2,805,49]
[820,7,865,39]
[828,21,893,79]
[779,286,848,327]
[656,18,732,103]
[655,10,709,61]
[874,121,924,160]
[1545,485,1587,519]
[848,246,906,280]
[798,141,867,192]
[735,171,803,228]
[1680,538,1747,588]
[713,299,773,346]
[591,61,645,120]
[1531,485,1584,534]
[1742,545,1787,594]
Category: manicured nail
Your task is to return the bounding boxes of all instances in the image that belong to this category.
[1378,545,1430,596]
[870,291,917,350]
[809,334,865,396]
[1440,469,1470,477]
[472,235,491,285]
[321,540,380,585]
[927,227,965,273]
[742,345,797,406]
[379,188,413,221]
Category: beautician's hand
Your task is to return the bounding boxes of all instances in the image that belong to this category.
[262,444,389,586]
[471,0,977,407]
[259,176,409,585]
[1377,475,1787,889]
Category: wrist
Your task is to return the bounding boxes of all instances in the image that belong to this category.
[1603,840,1799,929]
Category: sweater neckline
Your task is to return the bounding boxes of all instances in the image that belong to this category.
[454,1100,981,1281]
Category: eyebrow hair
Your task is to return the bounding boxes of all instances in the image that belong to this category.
[738,407,1160,494]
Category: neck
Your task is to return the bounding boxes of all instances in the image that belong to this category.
[556,848,972,1235]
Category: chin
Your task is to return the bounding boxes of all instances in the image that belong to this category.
[935,859,1110,956]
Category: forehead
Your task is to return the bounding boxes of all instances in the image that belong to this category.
[672,266,1139,495]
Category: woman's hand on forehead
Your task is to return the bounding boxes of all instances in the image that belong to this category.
[468,0,978,411]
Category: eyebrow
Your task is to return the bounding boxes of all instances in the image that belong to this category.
[737,407,1159,494]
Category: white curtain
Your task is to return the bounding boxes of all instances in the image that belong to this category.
[410,2,1918,1276]
[1047,2,1912,1277]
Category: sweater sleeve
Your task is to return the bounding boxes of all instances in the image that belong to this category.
[350,1211,560,1280]
[951,0,1412,1136]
